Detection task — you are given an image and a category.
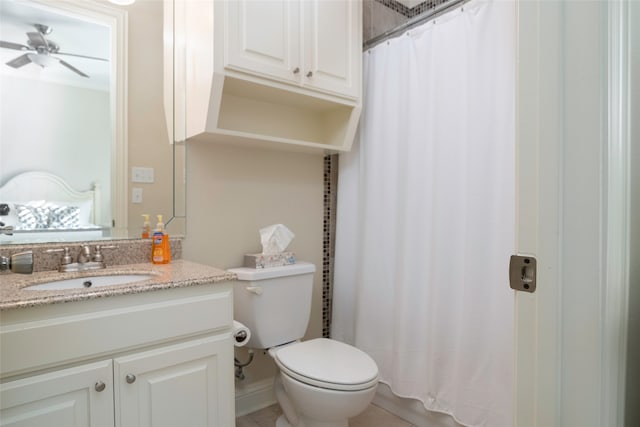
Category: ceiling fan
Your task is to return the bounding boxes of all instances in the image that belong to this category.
[0,23,107,78]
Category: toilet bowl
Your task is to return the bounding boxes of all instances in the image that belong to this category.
[228,262,379,426]
[269,338,378,427]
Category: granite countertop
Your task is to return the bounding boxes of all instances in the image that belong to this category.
[0,260,237,311]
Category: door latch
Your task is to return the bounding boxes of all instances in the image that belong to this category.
[509,255,536,293]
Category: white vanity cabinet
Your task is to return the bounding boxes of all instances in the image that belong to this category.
[0,360,114,427]
[0,282,235,427]
[225,0,360,100]
[115,335,230,427]
[171,0,362,152]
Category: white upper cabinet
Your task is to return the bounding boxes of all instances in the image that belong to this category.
[302,0,359,99]
[226,0,301,85]
[172,0,363,152]
[226,0,359,100]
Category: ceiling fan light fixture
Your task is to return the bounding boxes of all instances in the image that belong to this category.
[27,53,56,68]
[108,0,136,5]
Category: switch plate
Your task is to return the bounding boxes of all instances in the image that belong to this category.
[132,188,143,203]
[132,167,155,183]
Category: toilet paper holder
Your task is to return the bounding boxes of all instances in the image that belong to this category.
[232,320,251,347]
[233,320,254,380]
[234,329,248,343]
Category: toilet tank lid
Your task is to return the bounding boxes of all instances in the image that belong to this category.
[228,262,315,281]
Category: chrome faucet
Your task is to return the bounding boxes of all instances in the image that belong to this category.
[47,245,117,272]
[0,251,33,274]
[77,245,91,264]
[0,221,14,236]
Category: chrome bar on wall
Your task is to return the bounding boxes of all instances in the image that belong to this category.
[363,0,472,50]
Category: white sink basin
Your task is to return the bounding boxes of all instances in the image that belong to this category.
[25,274,155,291]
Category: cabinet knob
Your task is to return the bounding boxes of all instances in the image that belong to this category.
[293,67,300,74]
[95,381,106,392]
[306,71,313,78]
[126,374,136,384]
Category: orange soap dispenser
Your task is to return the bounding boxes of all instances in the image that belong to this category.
[151,214,171,264]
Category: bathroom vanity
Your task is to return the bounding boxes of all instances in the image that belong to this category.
[0,259,237,427]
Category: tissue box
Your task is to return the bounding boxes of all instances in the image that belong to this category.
[244,252,296,269]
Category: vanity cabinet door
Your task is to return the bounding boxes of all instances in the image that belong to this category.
[0,360,114,427]
[115,334,234,427]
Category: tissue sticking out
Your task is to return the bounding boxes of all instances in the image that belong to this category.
[243,224,296,269]
[260,224,295,255]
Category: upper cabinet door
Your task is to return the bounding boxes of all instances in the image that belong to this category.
[303,0,361,99]
[225,0,301,83]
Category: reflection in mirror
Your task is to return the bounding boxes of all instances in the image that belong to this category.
[0,0,126,244]
[0,0,186,245]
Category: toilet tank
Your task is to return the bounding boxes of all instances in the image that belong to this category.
[228,262,316,349]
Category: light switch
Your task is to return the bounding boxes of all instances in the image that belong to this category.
[132,187,143,203]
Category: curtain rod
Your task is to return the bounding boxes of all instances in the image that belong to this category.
[363,0,472,50]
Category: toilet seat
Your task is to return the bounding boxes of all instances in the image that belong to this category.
[271,338,379,392]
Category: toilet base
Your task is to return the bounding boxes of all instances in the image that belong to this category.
[275,414,290,427]
[276,413,348,427]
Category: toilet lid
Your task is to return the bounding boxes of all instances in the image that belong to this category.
[273,338,379,391]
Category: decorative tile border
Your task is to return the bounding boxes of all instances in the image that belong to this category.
[375,0,412,17]
[410,0,452,17]
[375,0,453,18]
[322,154,338,338]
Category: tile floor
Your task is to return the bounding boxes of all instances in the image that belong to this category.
[236,403,416,427]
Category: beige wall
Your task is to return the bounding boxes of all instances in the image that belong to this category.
[183,142,324,384]
[124,0,174,236]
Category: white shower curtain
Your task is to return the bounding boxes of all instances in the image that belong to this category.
[332,1,515,426]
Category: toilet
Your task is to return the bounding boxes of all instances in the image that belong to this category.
[229,262,379,427]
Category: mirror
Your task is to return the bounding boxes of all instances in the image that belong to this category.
[0,0,185,245]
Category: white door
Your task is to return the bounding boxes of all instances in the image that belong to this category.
[225,0,301,84]
[115,335,234,427]
[302,0,361,99]
[0,360,114,427]
[515,1,631,426]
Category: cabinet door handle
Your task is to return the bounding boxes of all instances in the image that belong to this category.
[95,381,106,392]
[126,374,136,384]
[306,71,313,78]
[293,67,300,74]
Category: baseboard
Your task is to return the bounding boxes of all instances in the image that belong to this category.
[234,377,276,417]
[372,383,462,427]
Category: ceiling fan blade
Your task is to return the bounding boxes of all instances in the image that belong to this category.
[57,58,89,78]
[27,32,48,48]
[33,24,53,36]
[0,41,30,51]
[6,53,32,68]
[55,51,108,62]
